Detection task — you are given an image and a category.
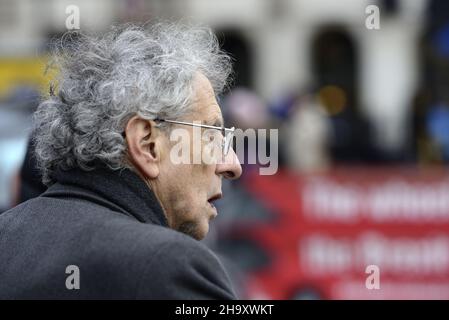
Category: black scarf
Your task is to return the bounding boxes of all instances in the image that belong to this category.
[44,165,168,227]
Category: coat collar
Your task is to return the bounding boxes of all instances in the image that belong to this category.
[43,166,168,227]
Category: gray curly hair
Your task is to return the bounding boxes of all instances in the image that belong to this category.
[33,22,233,185]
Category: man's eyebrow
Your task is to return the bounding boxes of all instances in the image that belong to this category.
[210,117,224,128]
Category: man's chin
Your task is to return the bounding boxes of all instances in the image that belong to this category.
[177,220,208,240]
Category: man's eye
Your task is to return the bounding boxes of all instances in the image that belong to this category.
[207,131,220,141]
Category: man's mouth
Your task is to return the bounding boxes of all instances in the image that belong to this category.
[207,193,222,209]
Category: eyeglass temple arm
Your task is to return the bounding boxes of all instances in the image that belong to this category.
[156,118,235,132]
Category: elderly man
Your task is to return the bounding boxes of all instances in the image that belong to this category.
[0,23,242,299]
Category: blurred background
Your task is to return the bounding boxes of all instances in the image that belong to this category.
[1,0,449,299]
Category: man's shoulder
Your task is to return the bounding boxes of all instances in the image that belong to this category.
[0,196,235,299]
[1,194,204,252]
[75,203,236,299]
[100,215,221,272]
[132,228,236,299]
[97,211,209,257]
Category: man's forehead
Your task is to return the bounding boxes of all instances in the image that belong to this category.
[190,73,224,125]
[197,104,223,126]
[210,114,224,127]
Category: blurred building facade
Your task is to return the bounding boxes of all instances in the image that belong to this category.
[0,0,429,152]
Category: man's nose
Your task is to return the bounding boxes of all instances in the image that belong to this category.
[216,148,242,180]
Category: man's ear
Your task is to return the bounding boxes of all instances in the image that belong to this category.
[125,116,161,179]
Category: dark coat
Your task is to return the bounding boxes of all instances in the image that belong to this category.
[0,166,236,299]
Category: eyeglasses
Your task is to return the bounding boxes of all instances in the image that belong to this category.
[155,118,235,156]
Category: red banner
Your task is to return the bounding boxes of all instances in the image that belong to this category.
[239,167,449,299]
